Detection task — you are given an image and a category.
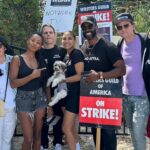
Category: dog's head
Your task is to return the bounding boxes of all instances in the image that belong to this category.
[53,61,66,73]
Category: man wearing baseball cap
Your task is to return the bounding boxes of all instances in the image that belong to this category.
[80,15,126,150]
[81,16,97,27]
[116,12,150,150]
[115,12,134,25]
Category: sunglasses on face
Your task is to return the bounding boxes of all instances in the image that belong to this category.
[82,24,94,31]
[116,24,130,31]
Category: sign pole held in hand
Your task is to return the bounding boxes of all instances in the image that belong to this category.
[79,74,123,150]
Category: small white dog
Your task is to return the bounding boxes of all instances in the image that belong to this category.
[47,61,67,106]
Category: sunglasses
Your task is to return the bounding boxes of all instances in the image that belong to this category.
[0,69,3,76]
[82,24,94,31]
[116,24,130,31]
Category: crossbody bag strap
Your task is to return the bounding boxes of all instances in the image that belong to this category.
[3,62,10,102]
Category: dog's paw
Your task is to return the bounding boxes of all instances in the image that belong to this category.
[47,81,50,87]
[48,97,54,106]
[52,79,59,87]
[48,101,56,106]
[47,77,53,87]
[48,102,53,106]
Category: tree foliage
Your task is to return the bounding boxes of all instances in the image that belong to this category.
[79,0,150,33]
[0,0,150,47]
[0,0,42,47]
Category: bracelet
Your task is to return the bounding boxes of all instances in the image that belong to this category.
[99,72,103,79]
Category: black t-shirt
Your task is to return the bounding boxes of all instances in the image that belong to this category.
[66,48,84,89]
[66,49,84,78]
[84,38,123,72]
[40,45,66,76]
[65,49,84,113]
[144,59,150,99]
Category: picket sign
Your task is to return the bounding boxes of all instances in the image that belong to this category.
[79,75,123,150]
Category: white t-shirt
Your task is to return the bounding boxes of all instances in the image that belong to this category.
[0,55,16,109]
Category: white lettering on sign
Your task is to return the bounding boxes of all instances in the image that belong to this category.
[90,90,111,95]
[81,108,119,120]
[98,84,103,88]
[104,79,119,83]
[95,79,104,83]
[52,0,71,2]
[46,10,72,16]
[94,12,110,21]
[96,100,105,107]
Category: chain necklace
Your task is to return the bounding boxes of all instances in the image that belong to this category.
[85,38,100,57]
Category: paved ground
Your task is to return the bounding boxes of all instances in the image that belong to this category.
[12,134,150,150]
[12,119,150,150]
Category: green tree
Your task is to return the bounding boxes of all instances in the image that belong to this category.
[0,0,42,47]
[0,0,150,47]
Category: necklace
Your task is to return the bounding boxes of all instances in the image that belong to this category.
[86,38,100,57]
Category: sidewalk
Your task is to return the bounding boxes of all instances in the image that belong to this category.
[12,119,150,150]
[12,134,150,150]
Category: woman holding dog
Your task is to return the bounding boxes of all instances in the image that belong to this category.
[62,31,84,150]
[9,33,48,150]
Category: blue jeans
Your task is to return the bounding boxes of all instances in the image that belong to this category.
[123,95,149,150]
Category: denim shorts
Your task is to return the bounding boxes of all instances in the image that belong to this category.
[16,88,47,112]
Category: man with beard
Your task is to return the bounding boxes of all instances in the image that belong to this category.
[80,16,126,150]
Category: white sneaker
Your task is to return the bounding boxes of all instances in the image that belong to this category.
[40,146,48,150]
[54,144,62,150]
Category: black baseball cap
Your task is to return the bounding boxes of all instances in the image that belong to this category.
[0,35,8,48]
[115,13,134,25]
[81,16,97,28]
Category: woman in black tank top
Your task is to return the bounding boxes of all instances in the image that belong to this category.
[9,33,52,150]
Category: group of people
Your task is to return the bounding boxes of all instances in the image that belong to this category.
[0,12,150,150]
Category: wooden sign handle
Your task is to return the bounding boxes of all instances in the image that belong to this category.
[96,128,101,150]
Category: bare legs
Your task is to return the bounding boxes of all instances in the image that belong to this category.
[18,108,45,150]
[63,110,79,150]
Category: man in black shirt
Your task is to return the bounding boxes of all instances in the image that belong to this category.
[40,24,66,150]
[80,16,126,150]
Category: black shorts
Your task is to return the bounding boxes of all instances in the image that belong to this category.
[65,85,80,114]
